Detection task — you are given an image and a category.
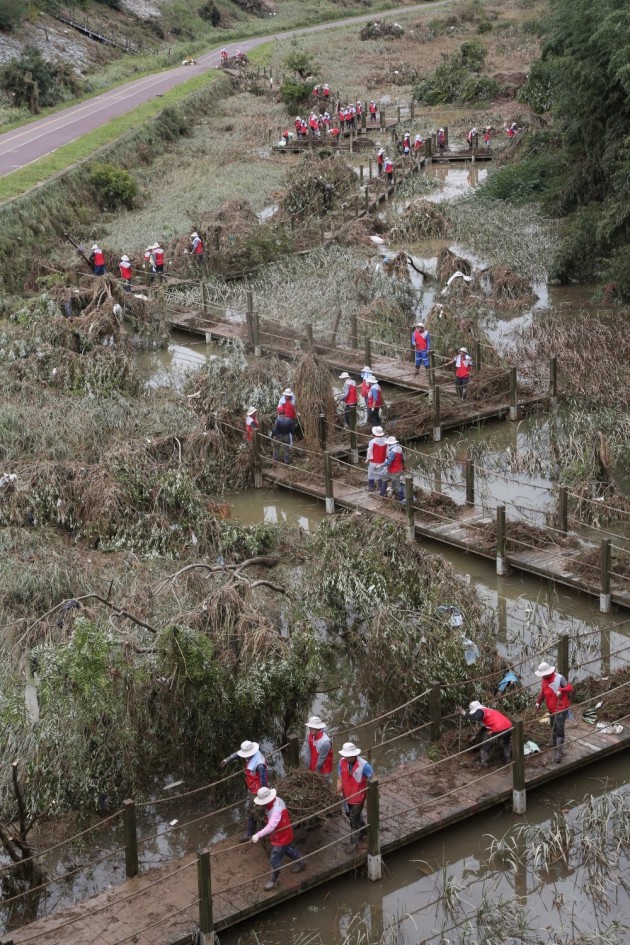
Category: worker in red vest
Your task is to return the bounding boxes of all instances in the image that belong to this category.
[220,49,228,62]
[330,125,340,141]
[380,435,405,501]
[277,388,297,420]
[376,148,385,176]
[447,346,473,399]
[369,101,377,123]
[90,243,106,276]
[337,742,374,852]
[366,424,387,493]
[366,376,382,425]
[384,156,394,184]
[534,661,574,763]
[153,242,164,274]
[119,254,132,292]
[295,115,302,137]
[411,322,431,372]
[251,787,305,889]
[459,701,512,766]
[437,128,446,154]
[360,366,372,403]
[414,133,423,151]
[190,231,204,267]
[245,406,258,443]
[323,84,330,99]
[221,740,268,841]
[336,372,358,427]
[303,715,333,776]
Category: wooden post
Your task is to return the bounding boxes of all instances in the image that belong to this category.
[369,158,373,180]
[405,475,414,542]
[600,538,611,613]
[474,340,481,372]
[359,165,364,183]
[306,323,314,351]
[366,779,381,881]
[444,126,449,148]
[245,289,254,346]
[558,487,568,534]
[365,187,370,216]
[364,335,372,368]
[428,349,435,395]
[410,100,415,120]
[397,105,401,125]
[430,681,441,741]
[197,849,215,945]
[318,412,327,451]
[424,137,432,159]
[254,310,261,357]
[324,451,334,514]
[380,107,385,129]
[349,130,353,154]
[350,310,358,350]
[496,505,506,576]
[512,719,526,814]
[349,406,358,464]
[74,270,81,288]
[432,385,441,442]
[214,229,220,254]
[549,356,558,408]
[123,799,138,879]
[252,429,263,489]
[557,633,569,680]
[286,735,300,769]
[465,459,474,507]
[509,367,518,421]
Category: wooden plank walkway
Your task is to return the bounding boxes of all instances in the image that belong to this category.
[7,718,629,945]
[261,464,630,610]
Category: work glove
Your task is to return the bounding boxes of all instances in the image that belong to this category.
[251,834,260,844]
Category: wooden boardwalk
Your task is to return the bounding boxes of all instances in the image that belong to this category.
[261,465,630,611]
[7,718,629,945]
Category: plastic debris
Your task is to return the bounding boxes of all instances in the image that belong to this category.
[523,740,540,755]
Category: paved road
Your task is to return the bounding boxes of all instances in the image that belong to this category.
[0,2,454,178]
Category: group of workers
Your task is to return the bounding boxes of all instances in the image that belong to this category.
[89,232,205,286]
[461,661,574,766]
[220,661,573,891]
[245,388,298,464]
[221,716,373,889]
[412,322,474,399]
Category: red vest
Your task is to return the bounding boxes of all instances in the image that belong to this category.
[340,757,368,805]
[119,263,131,280]
[385,160,393,173]
[93,249,105,266]
[414,139,422,150]
[480,707,512,734]
[245,417,258,443]
[267,799,294,846]
[308,731,333,774]
[280,398,296,420]
[367,385,382,408]
[539,674,573,713]
[370,439,387,463]
[192,238,203,255]
[369,103,377,114]
[413,329,428,351]
[344,382,357,405]
[154,248,164,265]
[377,154,384,166]
[361,379,370,398]
[387,446,404,475]
[295,118,301,129]
[455,355,471,378]
[244,756,267,795]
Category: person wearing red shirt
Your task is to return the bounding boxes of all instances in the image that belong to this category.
[459,701,512,766]
[221,740,268,840]
[535,661,574,762]
[251,787,305,889]
[119,254,132,292]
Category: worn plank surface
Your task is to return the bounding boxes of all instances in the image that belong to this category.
[8,719,629,945]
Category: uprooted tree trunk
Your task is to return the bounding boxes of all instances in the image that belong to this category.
[0,762,45,892]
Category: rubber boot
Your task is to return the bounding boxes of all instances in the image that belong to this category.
[503,742,512,764]
[554,738,564,763]
[379,480,388,498]
[367,479,375,492]
[398,486,405,504]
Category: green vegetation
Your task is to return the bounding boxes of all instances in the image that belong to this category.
[0,46,81,114]
[0,0,27,31]
[89,163,138,210]
[280,50,319,113]
[414,40,499,105]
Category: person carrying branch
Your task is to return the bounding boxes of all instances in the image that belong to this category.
[337,742,374,852]
[251,787,305,890]
[534,661,574,763]
[445,347,473,399]
[220,740,268,842]
[458,701,512,767]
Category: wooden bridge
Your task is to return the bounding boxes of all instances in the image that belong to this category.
[4,697,629,945]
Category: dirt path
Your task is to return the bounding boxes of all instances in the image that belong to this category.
[0,1,457,178]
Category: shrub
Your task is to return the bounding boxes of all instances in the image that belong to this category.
[481,153,566,204]
[0,46,81,113]
[198,0,221,25]
[518,58,553,113]
[284,51,317,80]
[454,39,487,71]
[0,0,27,31]
[459,74,499,102]
[89,164,138,210]
[280,78,313,113]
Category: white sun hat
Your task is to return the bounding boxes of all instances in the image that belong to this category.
[91,244,99,251]
[254,786,277,805]
[362,365,372,373]
[246,407,257,416]
[339,372,350,379]
[468,700,483,713]
[121,255,130,262]
[236,740,259,758]
[535,661,555,677]
[306,715,327,729]
[460,347,468,353]
[339,742,361,757]
[371,426,384,437]
[367,376,377,384]
[386,436,398,445]
[283,388,293,396]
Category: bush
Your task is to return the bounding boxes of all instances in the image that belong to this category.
[481,153,566,204]
[89,164,138,210]
[0,46,81,113]
[284,51,317,80]
[454,39,487,71]
[459,74,499,102]
[0,0,27,31]
[280,78,314,113]
[198,0,221,25]
[414,41,495,105]
[518,58,553,113]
